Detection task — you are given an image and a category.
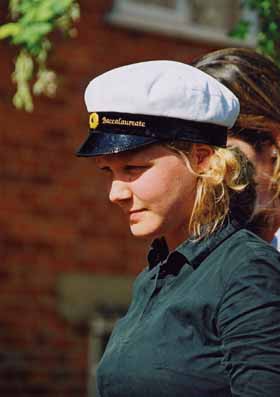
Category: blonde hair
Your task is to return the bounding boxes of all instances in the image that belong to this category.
[167,142,256,239]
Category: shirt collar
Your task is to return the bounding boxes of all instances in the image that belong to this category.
[147,236,169,269]
[148,218,242,272]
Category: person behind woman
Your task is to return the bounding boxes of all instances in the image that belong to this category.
[76,60,280,396]
[193,48,280,249]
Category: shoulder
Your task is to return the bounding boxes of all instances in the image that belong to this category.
[231,227,280,257]
[219,228,280,284]
[217,229,280,331]
[223,226,280,258]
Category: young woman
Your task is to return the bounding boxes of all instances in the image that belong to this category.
[77,60,280,396]
[193,48,280,249]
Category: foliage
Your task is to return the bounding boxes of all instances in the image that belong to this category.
[230,0,280,66]
[0,0,80,111]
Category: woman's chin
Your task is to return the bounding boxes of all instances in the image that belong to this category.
[129,221,162,240]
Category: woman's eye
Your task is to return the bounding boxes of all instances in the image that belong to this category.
[125,165,147,172]
[99,167,112,174]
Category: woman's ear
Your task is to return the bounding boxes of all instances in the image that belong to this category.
[191,144,214,172]
[270,124,280,148]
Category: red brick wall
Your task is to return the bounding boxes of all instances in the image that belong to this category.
[0,1,217,395]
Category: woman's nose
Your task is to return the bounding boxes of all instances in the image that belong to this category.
[109,179,132,204]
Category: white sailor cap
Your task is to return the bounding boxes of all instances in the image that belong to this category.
[76,60,240,156]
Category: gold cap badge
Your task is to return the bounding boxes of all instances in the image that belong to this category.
[89,112,99,129]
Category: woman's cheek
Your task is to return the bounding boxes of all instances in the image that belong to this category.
[132,170,170,200]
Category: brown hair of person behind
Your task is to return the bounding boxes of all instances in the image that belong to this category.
[192,48,280,201]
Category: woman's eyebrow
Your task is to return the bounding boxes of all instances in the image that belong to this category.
[95,159,110,168]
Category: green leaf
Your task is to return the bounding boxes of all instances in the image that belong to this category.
[0,23,21,39]
[12,22,53,48]
[230,0,280,67]
[229,20,251,39]
[268,21,278,32]
[0,0,80,111]
[20,0,73,24]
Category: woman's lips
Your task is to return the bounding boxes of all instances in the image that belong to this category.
[129,209,146,221]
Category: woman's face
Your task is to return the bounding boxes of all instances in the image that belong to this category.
[96,144,197,249]
[228,137,276,209]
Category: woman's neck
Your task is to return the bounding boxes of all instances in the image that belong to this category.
[248,210,279,243]
[165,226,190,252]
[258,227,277,243]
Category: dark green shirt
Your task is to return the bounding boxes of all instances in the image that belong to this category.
[96,221,280,396]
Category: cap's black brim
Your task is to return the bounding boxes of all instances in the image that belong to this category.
[76,132,158,157]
